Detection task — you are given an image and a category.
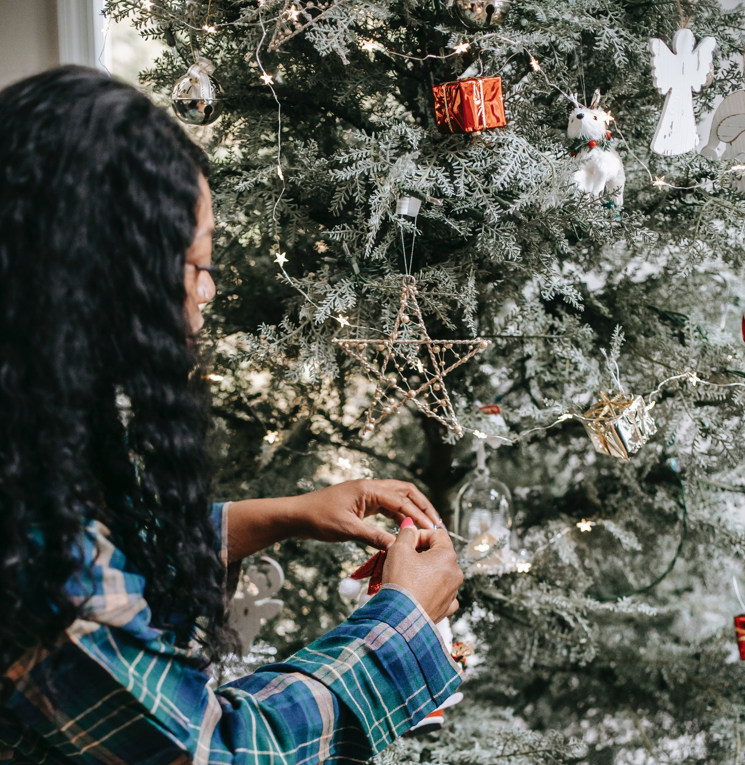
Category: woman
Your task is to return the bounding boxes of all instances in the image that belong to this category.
[0,67,464,764]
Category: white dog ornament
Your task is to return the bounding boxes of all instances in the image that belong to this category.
[567,90,625,207]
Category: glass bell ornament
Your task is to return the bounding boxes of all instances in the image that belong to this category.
[453,0,510,29]
[458,468,513,539]
[171,56,225,126]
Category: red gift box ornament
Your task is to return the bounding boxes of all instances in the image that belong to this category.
[432,77,507,134]
[735,615,745,659]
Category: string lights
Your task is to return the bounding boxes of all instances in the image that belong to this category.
[460,462,689,603]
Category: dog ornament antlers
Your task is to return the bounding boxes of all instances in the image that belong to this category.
[567,90,625,207]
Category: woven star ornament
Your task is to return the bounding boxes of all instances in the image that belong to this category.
[333,277,490,436]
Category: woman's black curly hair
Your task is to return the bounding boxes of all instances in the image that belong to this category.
[0,66,231,680]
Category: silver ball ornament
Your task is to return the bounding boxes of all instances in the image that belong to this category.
[454,0,510,29]
[171,56,226,126]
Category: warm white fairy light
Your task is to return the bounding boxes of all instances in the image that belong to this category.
[473,430,488,439]
[274,251,288,267]
[576,519,596,532]
[361,39,380,53]
[453,42,470,54]
[338,457,352,470]
[264,431,279,444]
[206,373,224,382]
[529,54,541,72]
[287,5,300,20]
[653,176,668,188]
[203,24,216,33]
[516,561,532,573]
[335,314,350,327]
[260,72,275,85]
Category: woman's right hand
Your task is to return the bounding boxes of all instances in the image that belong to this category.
[382,522,463,624]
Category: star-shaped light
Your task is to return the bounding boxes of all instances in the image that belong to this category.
[338,457,352,470]
[516,560,532,573]
[529,55,541,72]
[361,39,380,53]
[260,72,274,85]
[287,5,300,20]
[453,42,470,54]
[653,176,668,188]
[333,277,489,436]
[274,251,288,267]
[264,430,279,444]
[203,24,216,33]
[335,314,350,327]
[576,519,596,532]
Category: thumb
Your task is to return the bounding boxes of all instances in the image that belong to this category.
[347,518,396,550]
[392,518,419,549]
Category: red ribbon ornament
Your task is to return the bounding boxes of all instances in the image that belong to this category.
[479,403,502,415]
[349,550,387,595]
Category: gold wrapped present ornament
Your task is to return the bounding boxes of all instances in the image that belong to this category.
[581,392,657,461]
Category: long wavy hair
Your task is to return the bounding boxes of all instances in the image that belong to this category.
[0,67,230,681]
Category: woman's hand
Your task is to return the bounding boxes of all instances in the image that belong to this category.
[226,479,441,561]
[383,522,463,623]
[290,479,442,550]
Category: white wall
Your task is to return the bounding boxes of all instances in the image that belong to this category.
[0,0,60,90]
[0,0,109,91]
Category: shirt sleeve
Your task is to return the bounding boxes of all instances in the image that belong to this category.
[0,520,462,765]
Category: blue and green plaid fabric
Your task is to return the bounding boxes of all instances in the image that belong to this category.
[0,503,462,764]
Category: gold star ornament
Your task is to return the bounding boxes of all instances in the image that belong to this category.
[333,277,490,436]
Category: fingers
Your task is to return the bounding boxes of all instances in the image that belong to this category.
[366,480,440,529]
[419,527,456,551]
[347,520,397,550]
[386,480,440,526]
[391,522,419,549]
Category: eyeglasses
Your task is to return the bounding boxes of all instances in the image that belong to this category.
[186,263,221,276]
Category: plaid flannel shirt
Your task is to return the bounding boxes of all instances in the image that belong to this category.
[0,503,462,764]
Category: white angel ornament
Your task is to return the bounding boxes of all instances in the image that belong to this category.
[649,28,716,155]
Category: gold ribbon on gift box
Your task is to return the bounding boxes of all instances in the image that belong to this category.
[442,79,486,132]
[583,391,635,422]
[581,391,655,461]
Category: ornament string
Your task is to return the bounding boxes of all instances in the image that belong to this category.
[733,574,745,613]
[467,367,745,443]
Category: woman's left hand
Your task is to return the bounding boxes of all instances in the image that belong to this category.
[290,479,441,550]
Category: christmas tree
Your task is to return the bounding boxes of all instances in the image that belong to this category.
[109,0,745,760]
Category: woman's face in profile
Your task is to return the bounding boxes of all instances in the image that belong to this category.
[183,175,216,338]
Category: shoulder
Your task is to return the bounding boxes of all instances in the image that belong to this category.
[64,518,162,643]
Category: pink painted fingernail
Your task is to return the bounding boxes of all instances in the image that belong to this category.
[400,517,415,529]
